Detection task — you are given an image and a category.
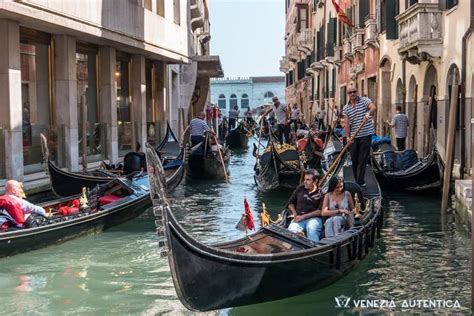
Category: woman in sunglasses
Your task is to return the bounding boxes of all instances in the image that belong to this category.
[322,177,355,238]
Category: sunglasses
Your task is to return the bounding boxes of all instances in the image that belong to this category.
[348,91,357,95]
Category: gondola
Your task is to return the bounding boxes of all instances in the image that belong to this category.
[0,177,150,258]
[145,144,383,312]
[254,142,302,192]
[225,121,251,149]
[371,142,442,191]
[186,132,230,179]
[41,123,185,197]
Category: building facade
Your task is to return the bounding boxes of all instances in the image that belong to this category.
[210,76,285,114]
[281,0,473,176]
[0,0,222,189]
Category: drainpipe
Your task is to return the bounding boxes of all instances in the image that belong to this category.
[460,5,474,178]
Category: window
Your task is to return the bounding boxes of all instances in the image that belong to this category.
[297,61,305,81]
[326,17,337,57]
[359,0,370,27]
[383,0,399,39]
[20,30,53,173]
[173,0,180,25]
[116,53,132,155]
[76,44,103,163]
[264,91,275,98]
[241,94,249,108]
[157,0,165,17]
[298,6,308,32]
[230,94,238,108]
[144,0,152,10]
[406,0,418,8]
[218,94,226,109]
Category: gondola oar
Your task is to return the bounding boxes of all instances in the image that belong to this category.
[318,117,368,186]
[211,133,229,184]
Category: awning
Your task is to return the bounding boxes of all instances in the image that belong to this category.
[193,55,224,78]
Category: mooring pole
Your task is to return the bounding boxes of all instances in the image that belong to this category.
[441,70,459,213]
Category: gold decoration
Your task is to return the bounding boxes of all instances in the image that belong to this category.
[19,182,26,199]
[354,193,362,219]
[259,203,283,227]
[80,187,89,208]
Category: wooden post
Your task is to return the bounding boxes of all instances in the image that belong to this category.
[441,71,460,212]
[411,85,418,150]
[81,96,88,173]
[425,88,435,155]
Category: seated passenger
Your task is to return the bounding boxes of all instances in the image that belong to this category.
[286,169,324,242]
[0,180,47,226]
[322,177,355,238]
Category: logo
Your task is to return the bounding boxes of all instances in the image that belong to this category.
[335,295,351,308]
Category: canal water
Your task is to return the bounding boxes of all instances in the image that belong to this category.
[0,139,471,315]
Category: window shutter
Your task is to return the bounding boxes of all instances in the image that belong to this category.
[327,18,336,57]
[386,0,399,40]
[359,0,370,27]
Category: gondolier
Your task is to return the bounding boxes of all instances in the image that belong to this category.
[190,111,212,147]
[386,105,409,151]
[259,96,290,144]
[343,86,376,188]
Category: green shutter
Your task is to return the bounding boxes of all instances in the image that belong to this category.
[327,18,336,57]
[359,0,370,27]
[386,0,398,40]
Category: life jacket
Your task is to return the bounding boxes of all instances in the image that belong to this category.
[0,195,25,225]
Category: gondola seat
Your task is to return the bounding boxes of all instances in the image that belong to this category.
[163,159,183,170]
[381,149,418,172]
[99,194,122,205]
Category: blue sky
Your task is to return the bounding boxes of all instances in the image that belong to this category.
[209,0,285,78]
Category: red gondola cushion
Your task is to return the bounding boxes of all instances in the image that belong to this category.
[0,195,25,225]
[98,195,122,205]
[58,206,79,216]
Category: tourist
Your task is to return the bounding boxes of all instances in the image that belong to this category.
[322,177,355,238]
[386,105,409,151]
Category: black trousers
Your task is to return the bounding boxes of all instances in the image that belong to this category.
[191,135,204,147]
[276,123,290,144]
[228,118,236,131]
[349,135,372,185]
[396,137,406,151]
[289,119,300,132]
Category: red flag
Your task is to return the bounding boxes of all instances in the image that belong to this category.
[331,0,354,28]
[244,198,255,230]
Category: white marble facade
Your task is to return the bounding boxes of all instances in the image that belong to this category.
[210,77,285,114]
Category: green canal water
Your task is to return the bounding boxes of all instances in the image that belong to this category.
[0,139,471,315]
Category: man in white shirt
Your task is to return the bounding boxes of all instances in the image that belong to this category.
[260,96,290,144]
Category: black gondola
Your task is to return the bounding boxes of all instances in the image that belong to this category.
[41,123,185,197]
[186,132,230,179]
[225,122,251,149]
[254,142,302,192]
[0,178,150,258]
[145,144,383,312]
[371,142,442,191]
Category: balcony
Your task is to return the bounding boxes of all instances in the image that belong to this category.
[190,0,205,32]
[343,38,353,60]
[364,16,378,47]
[297,29,314,54]
[310,61,324,71]
[286,33,300,62]
[334,46,343,64]
[396,3,443,60]
[351,28,365,53]
[280,57,291,73]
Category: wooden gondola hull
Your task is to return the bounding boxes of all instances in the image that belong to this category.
[0,186,150,258]
[371,150,441,191]
[187,154,230,179]
[226,129,249,149]
[373,161,441,191]
[165,206,378,311]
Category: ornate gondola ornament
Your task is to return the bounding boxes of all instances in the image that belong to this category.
[79,187,89,209]
[353,193,362,219]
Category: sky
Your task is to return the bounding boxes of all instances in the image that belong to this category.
[209,0,285,78]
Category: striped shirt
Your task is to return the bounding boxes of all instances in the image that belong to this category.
[391,113,409,138]
[343,96,375,138]
[189,118,210,136]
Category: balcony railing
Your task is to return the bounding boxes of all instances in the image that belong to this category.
[190,0,205,31]
[280,57,291,73]
[396,3,442,58]
[352,28,365,53]
[343,38,353,60]
[334,46,343,64]
[365,16,377,46]
[297,29,314,54]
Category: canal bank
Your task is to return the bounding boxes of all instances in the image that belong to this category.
[0,139,470,314]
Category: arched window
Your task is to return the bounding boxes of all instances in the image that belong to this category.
[218,94,226,109]
[264,91,275,98]
[230,94,238,108]
[241,93,249,108]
